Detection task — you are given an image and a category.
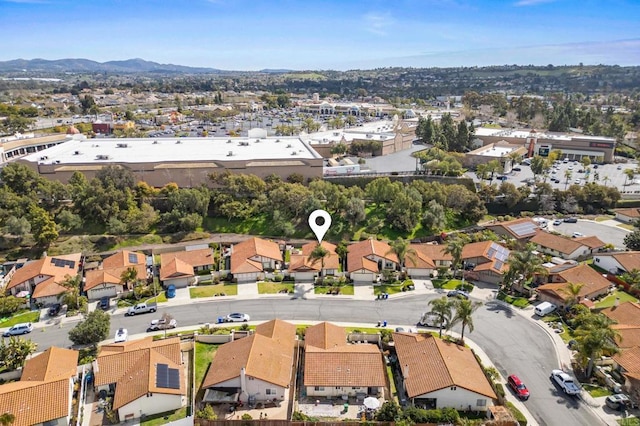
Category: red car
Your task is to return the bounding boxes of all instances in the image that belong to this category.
[507,375,530,400]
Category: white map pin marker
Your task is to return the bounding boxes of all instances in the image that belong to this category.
[308,209,332,243]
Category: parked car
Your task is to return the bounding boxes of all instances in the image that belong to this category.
[535,301,557,317]
[564,217,578,223]
[125,302,157,316]
[551,369,581,395]
[224,313,250,322]
[512,167,522,171]
[114,328,128,343]
[447,290,470,299]
[48,303,62,317]
[553,219,562,226]
[507,375,530,400]
[605,394,631,411]
[419,312,445,327]
[99,297,110,310]
[3,322,33,337]
[147,318,177,332]
[572,232,584,238]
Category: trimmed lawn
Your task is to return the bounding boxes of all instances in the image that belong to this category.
[374,284,405,295]
[442,279,463,290]
[0,311,40,328]
[314,285,354,295]
[497,292,531,308]
[145,292,168,304]
[595,290,638,309]
[189,284,238,298]
[618,418,640,426]
[618,223,635,230]
[387,365,398,402]
[595,215,614,222]
[140,407,187,426]
[257,282,295,294]
[583,384,612,398]
[195,342,218,401]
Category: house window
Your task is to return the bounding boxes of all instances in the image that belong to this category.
[477,399,486,407]
[335,387,341,390]
[248,377,254,380]
[266,388,276,395]
[450,386,457,391]
[314,386,325,391]
[595,258,599,263]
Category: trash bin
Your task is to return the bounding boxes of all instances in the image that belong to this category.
[217,317,224,324]
[166,285,176,299]
[382,320,387,327]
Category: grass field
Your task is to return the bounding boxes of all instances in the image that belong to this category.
[374,284,405,295]
[195,342,218,401]
[497,292,531,308]
[583,384,612,398]
[257,282,295,294]
[140,407,187,426]
[595,290,638,309]
[145,292,168,304]
[190,284,238,298]
[315,285,354,295]
[0,311,40,328]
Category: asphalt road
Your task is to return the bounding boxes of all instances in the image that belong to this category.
[548,219,630,249]
[24,294,601,426]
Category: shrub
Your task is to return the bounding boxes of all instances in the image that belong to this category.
[241,413,253,420]
[495,383,506,400]
[506,401,527,426]
[273,274,284,282]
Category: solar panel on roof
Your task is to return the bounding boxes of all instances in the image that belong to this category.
[128,253,138,264]
[495,260,504,270]
[156,363,180,389]
[487,248,496,259]
[508,222,538,238]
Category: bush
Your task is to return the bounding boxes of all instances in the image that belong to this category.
[495,383,506,400]
[241,413,252,420]
[457,282,474,292]
[506,401,527,426]
[273,274,283,282]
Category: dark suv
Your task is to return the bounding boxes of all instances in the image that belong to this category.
[99,297,110,310]
[48,303,62,317]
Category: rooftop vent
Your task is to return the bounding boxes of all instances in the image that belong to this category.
[286,144,293,148]
[116,143,128,148]
[40,156,48,160]
[227,139,232,143]
[152,140,158,144]
[176,140,182,144]
[276,139,280,143]
[73,151,81,155]
[227,151,233,157]
[96,154,110,160]
[291,151,298,156]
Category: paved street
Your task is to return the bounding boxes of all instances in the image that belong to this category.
[22,289,604,426]
[548,219,630,249]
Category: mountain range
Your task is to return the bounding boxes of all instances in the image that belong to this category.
[0,58,226,74]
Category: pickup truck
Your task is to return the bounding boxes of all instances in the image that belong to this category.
[147,318,177,332]
[125,302,157,316]
[551,369,581,395]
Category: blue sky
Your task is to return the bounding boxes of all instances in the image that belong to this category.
[1,0,639,70]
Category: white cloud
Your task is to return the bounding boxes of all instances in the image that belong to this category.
[363,12,394,36]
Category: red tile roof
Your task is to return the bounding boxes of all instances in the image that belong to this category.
[230,237,282,274]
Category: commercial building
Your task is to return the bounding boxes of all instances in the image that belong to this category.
[473,128,616,163]
[17,129,324,187]
[0,133,70,163]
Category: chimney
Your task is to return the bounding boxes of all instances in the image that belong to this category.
[240,367,248,398]
[403,364,409,378]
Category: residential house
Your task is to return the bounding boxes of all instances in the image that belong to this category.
[602,302,640,327]
[303,322,386,398]
[0,347,78,426]
[536,264,611,309]
[393,332,496,410]
[612,346,640,402]
[530,231,604,261]
[461,241,510,285]
[4,253,82,306]
[83,250,147,300]
[347,239,398,283]
[485,218,539,242]
[614,208,640,224]
[93,337,186,422]
[229,237,283,283]
[160,247,215,288]
[404,245,436,278]
[289,241,340,281]
[594,252,640,275]
[202,319,296,404]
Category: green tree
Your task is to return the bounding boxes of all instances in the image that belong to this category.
[3,216,31,237]
[386,238,417,271]
[309,244,330,275]
[504,242,548,292]
[428,297,453,338]
[59,274,86,312]
[344,197,366,228]
[0,163,43,196]
[624,168,635,186]
[561,282,584,306]
[56,210,83,233]
[621,269,640,292]
[444,234,470,278]
[28,205,58,246]
[421,200,446,234]
[530,156,548,180]
[68,309,111,346]
[624,230,640,250]
[195,404,218,420]
[0,412,15,426]
[451,298,481,345]
[574,314,620,377]
[0,336,37,372]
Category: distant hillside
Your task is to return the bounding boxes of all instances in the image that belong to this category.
[0,58,222,74]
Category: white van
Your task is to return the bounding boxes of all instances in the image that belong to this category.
[535,302,557,317]
[419,312,444,327]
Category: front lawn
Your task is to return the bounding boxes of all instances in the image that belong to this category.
[257,282,295,294]
[595,290,638,309]
[374,283,405,295]
[0,311,40,328]
[189,284,238,298]
[442,279,463,290]
[145,292,168,304]
[618,418,640,426]
[140,407,187,426]
[314,284,354,295]
[497,292,531,308]
[195,342,218,401]
[583,384,612,398]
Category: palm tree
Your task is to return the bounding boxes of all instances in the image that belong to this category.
[386,238,418,272]
[309,244,329,277]
[505,243,548,292]
[58,274,84,311]
[603,176,610,187]
[574,314,620,377]
[624,168,635,186]
[444,234,470,278]
[450,298,481,345]
[428,297,453,338]
[561,282,584,307]
[120,266,139,291]
[564,170,572,190]
[621,268,640,292]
